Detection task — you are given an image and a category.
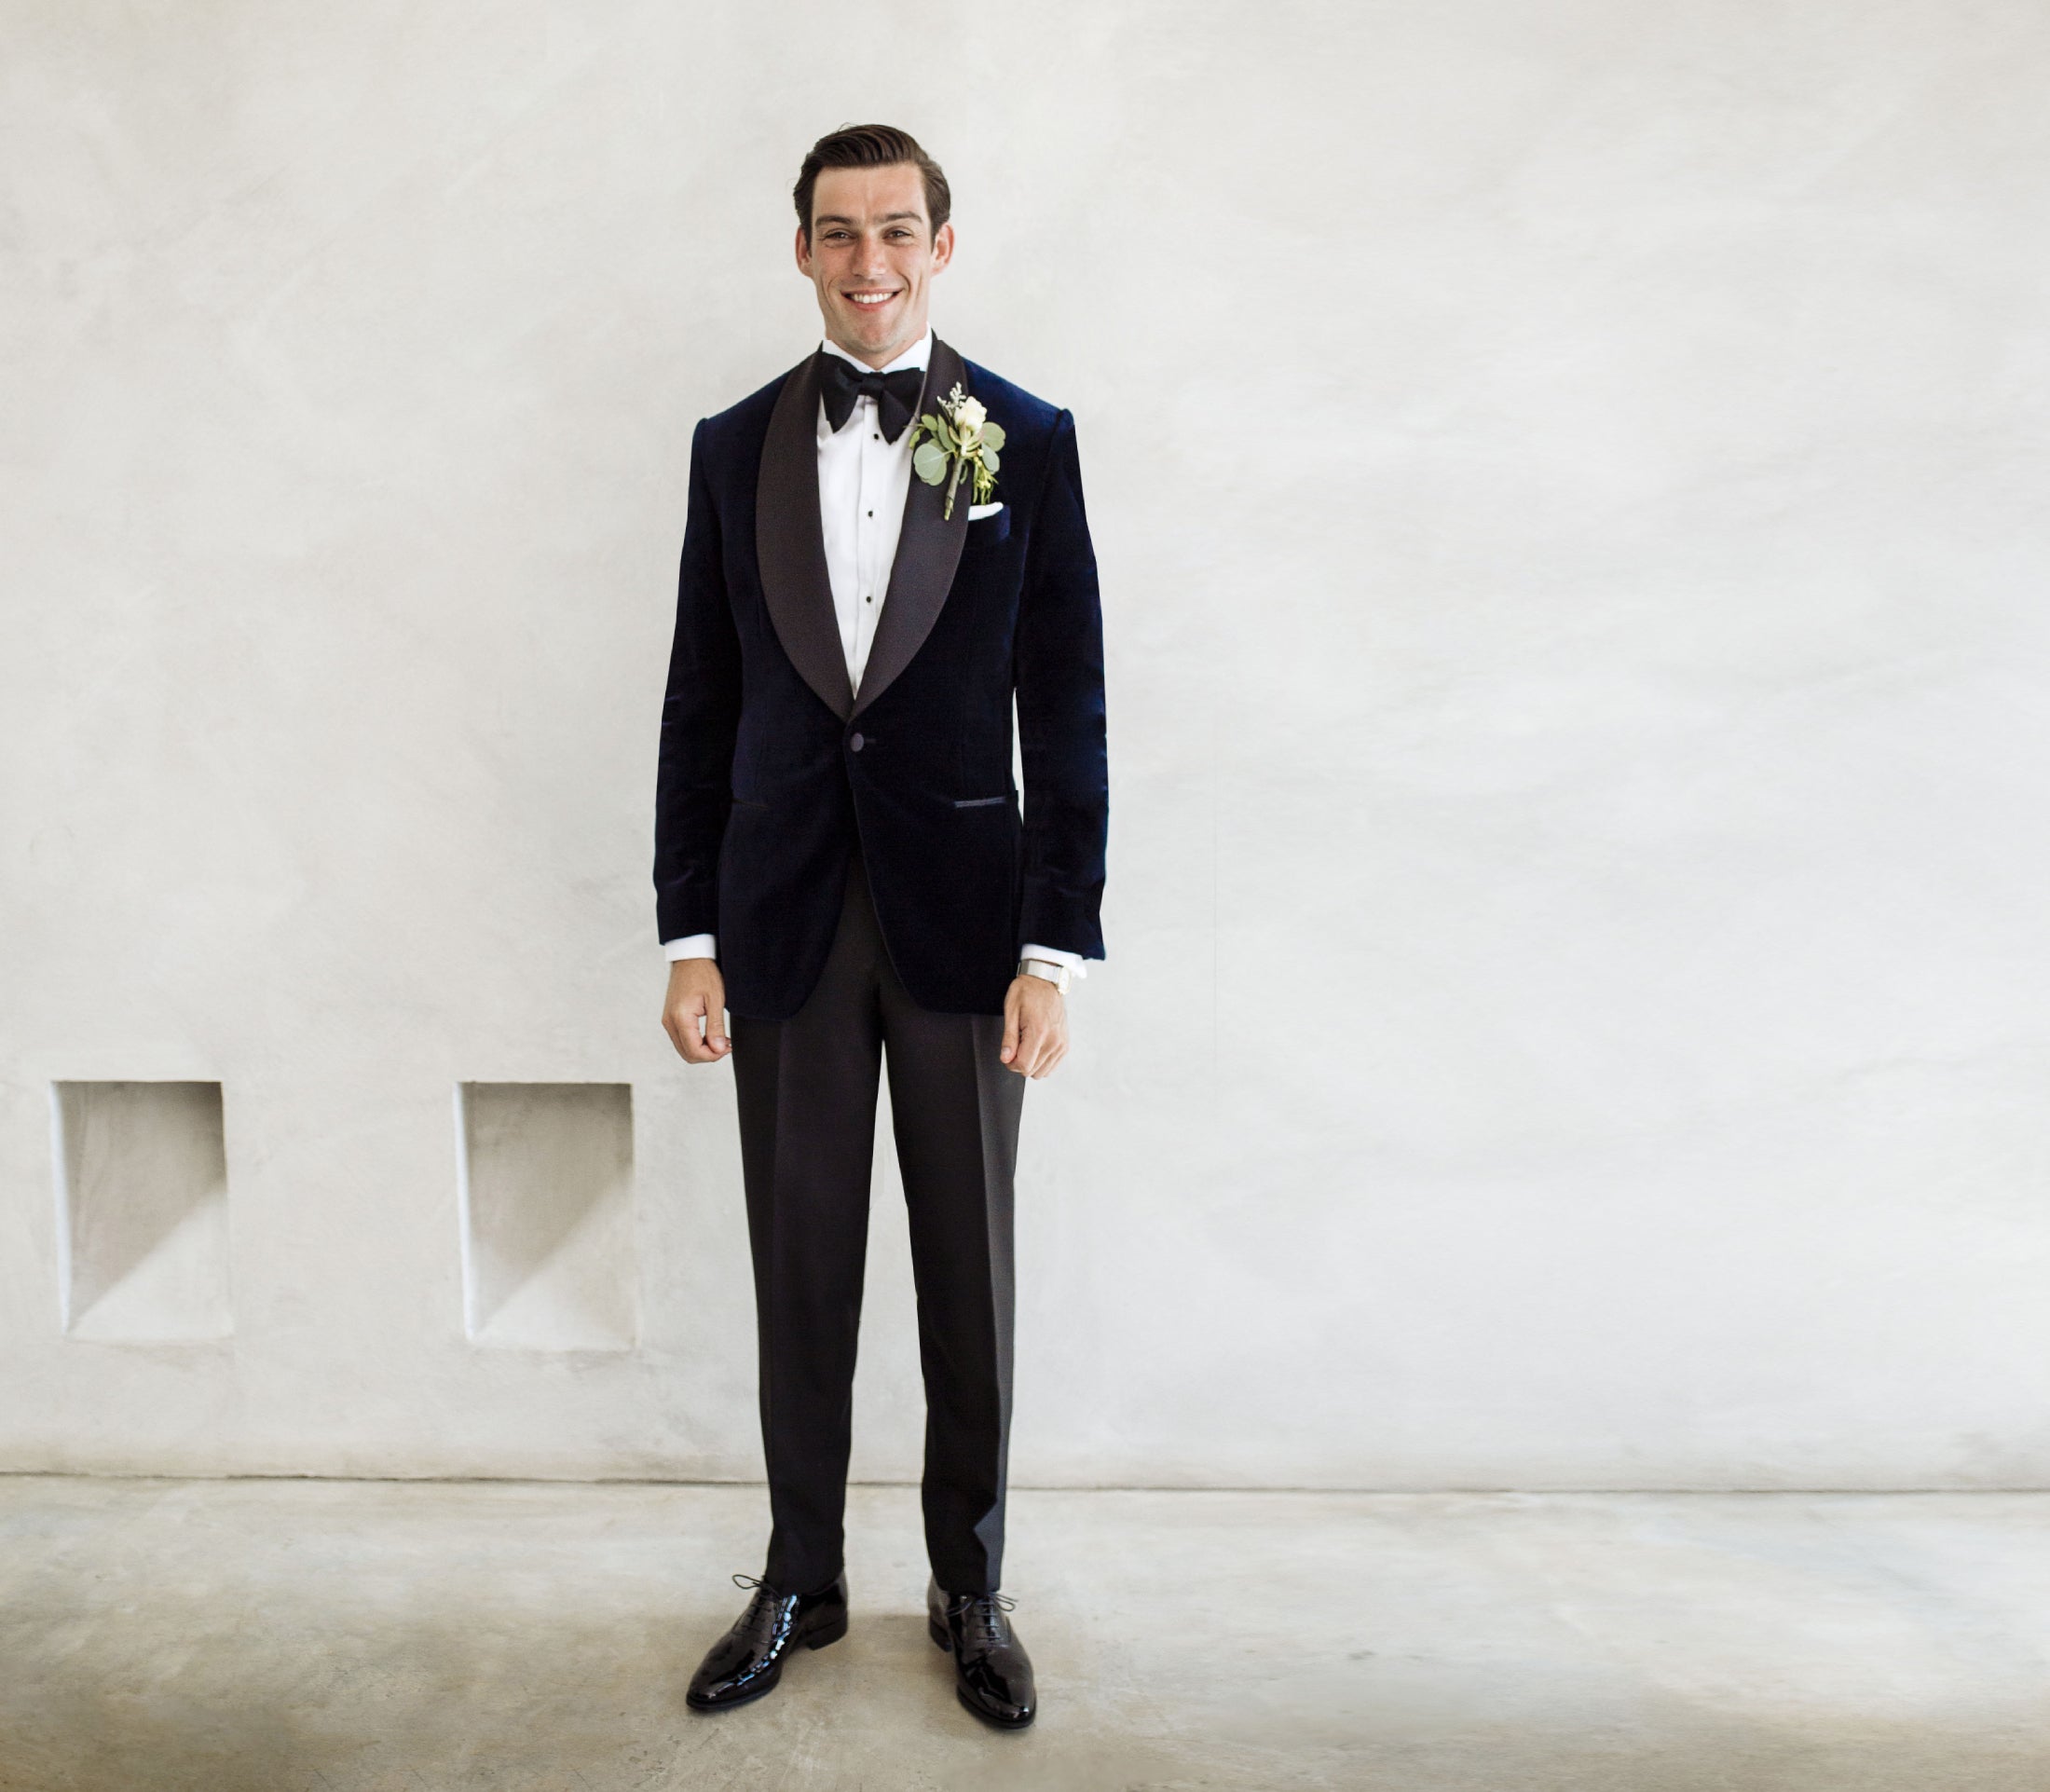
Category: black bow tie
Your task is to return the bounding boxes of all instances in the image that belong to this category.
[817,353,925,443]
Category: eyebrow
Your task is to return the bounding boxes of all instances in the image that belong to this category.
[813,212,925,227]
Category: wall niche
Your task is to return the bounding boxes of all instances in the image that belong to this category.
[51,1080,233,1341]
[455,1082,636,1350]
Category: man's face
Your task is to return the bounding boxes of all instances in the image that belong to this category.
[796,163,954,368]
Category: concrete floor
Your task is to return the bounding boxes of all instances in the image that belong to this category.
[1,1480,2047,1791]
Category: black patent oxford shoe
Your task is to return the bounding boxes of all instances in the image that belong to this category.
[686,1570,849,1711]
[927,1575,1037,1729]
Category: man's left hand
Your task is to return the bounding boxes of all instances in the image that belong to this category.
[1000,975,1069,1078]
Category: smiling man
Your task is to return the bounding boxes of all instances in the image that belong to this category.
[654,125,1109,1730]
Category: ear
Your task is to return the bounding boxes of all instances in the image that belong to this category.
[930,220,955,275]
[794,223,813,277]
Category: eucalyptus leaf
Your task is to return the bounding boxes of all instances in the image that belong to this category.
[980,421,1006,452]
[980,448,1001,473]
[913,441,950,485]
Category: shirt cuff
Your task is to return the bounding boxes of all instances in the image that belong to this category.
[663,934,718,962]
[1018,943,1087,980]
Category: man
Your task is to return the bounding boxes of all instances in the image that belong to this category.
[653,124,1108,1730]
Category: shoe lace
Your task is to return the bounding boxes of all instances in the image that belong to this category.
[730,1572,787,1616]
[727,1572,796,1644]
[948,1589,1017,1635]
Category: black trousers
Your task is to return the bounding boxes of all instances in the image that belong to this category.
[728,848,1025,1597]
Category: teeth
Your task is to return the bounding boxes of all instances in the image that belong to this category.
[848,293,895,306]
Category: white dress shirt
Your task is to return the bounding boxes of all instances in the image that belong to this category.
[663,331,1085,985]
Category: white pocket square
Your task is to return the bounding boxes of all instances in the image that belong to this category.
[967,501,1005,521]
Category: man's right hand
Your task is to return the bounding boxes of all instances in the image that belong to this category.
[663,959,731,1062]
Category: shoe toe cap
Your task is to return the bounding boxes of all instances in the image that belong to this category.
[960,1684,1035,1727]
[960,1664,1036,1727]
[689,1645,776,1708]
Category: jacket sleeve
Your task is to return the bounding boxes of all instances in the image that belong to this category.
[1013,407,1109,960]
[653,417,742,943]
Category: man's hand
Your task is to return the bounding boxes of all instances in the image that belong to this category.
[663,959,731,1062]
[1000,975,1069,1078]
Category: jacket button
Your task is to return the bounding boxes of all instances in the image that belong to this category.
[849,732,865,752]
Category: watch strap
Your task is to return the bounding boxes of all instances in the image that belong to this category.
[1017,956,1072,993]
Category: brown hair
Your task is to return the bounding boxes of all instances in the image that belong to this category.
[793,124,951,242]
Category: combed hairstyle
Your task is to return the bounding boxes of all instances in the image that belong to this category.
[793,124,951,241]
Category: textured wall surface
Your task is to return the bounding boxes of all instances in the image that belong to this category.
[4,0,2047,1486]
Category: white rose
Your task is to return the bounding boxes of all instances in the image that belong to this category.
[951,394,987,441]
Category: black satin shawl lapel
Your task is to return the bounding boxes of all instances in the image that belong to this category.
[852,335,972,717]
[755,351,854,721]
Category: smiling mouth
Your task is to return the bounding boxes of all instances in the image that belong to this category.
[842,290,900,308]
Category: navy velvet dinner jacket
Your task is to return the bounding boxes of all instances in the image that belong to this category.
[653,336,1108,1019]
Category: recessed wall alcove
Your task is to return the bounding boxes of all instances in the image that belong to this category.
[454,1083,636,1350]
[50,1081,234,1341]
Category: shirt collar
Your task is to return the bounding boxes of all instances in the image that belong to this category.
[818,328,931,377]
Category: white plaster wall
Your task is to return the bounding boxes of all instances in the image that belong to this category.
[4,0,2048,1487]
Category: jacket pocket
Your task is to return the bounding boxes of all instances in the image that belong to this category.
[962,504,1012,549]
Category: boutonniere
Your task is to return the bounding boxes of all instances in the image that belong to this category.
[911,383,1005,521]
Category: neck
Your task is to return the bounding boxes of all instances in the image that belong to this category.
[826,324,926,371]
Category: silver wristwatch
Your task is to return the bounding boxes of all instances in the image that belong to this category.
[1016,957,1072,994]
